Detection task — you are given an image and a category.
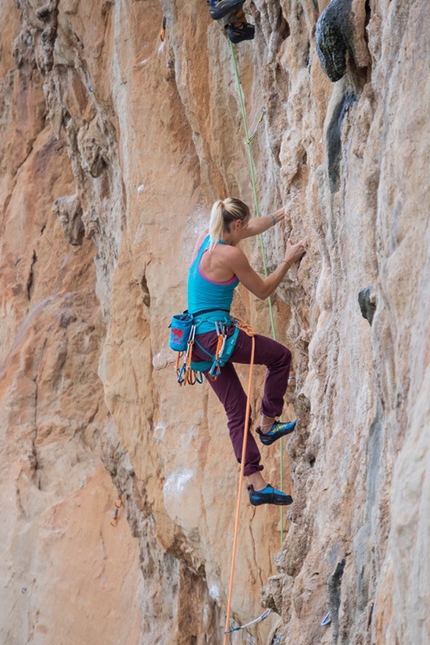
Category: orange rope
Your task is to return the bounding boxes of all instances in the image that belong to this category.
[223,331,255,642]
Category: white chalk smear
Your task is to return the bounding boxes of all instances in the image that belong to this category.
[163,468,193,498]
[154,422,166,443]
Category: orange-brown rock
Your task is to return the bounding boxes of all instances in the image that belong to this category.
[0,0,429,643]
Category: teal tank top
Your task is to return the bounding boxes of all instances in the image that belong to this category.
[187,235,239,334]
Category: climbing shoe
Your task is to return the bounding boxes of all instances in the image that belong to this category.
[248,485,293,506]
[225,21,255,43]
[209,0,244,21]
[257,420,296,446]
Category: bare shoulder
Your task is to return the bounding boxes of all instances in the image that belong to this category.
[200,229,209,242]
[191,229,209,263]
[197,229,209,247]
[221,244,250,269]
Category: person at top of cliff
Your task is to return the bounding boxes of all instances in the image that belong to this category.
[208,0,255,44]
[188,198,305,506]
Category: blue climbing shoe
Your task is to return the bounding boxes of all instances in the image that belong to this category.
[209,0,244,20]
[248,485,293,506]
[257,420,296,446]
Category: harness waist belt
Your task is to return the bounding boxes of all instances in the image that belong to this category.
[191,307,230,317]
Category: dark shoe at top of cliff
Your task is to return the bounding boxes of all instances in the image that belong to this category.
[209,0,244,20]
[225,21,254,43]
[223,6,254,44]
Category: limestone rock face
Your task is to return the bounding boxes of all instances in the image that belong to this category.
[0,0,429,644]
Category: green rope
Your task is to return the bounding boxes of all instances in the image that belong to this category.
[229,42,285,544]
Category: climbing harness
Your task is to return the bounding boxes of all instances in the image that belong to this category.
[223,608,272,634]
[169,311,240,385]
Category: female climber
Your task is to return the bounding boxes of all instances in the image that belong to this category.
[188,197,305,506]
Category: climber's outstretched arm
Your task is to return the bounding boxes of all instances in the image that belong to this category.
[242,206,286,238]
[222,237,305,300]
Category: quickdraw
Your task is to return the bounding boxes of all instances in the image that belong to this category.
[321,611,332,626]
[159,15,166,42]
[245,106,266,145]
[110,494,123,528]
[223,608,272,634]
[208,321,229,379]
[175,324,203,386]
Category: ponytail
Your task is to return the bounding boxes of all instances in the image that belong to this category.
[209,200,225,249]
[208,197,250,249]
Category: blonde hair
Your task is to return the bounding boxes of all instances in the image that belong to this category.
[208,198,250,249]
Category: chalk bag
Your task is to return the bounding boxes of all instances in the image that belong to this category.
[169,313,194,352]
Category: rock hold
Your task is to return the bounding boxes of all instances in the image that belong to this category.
[358,286,377,325]
[36,3,53,22]
[53,194,85,245]
[327,91,356,193]
[316,0,351,82]
[12,28,36,69]
[39,0,59,72]
[327,559,346,644]
[316,0,370,82]
[77,119,109,178]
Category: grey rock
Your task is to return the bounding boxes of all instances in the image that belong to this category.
[358,286,377,325]
[316,0,354,82]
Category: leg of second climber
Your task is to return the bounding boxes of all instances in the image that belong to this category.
[222,6,255,44]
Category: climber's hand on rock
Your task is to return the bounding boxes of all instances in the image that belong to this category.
[284,238,306,265]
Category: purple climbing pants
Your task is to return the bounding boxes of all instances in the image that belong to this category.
[192,326,292,476]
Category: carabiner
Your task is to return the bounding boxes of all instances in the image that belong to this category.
[209,360,222,379]
[177,363,187,385]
